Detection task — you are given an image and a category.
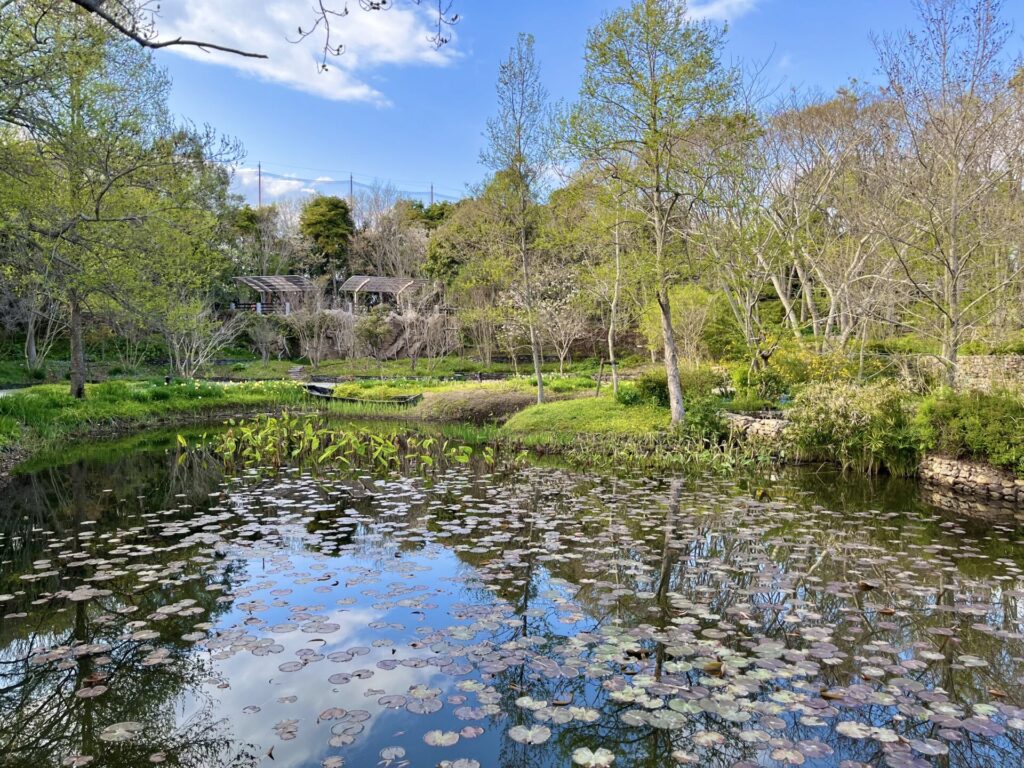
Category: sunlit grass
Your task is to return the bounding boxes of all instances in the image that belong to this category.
[502,395,671,439]
[0,379,305,446]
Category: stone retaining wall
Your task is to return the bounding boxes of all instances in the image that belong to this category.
[903,354,1024,392]
[727,411,1024,511]
[917,455,1024,504]
[956,355,1024,392]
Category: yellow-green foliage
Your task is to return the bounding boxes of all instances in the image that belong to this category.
[0,380,304,443]
[502,396,669,438]
[786,381,920,475]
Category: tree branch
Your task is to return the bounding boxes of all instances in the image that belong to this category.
[66,0,267,59]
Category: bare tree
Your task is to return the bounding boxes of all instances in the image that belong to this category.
[867,0,1024,383]
[482,32,551,404]
[539,293,588,374]
[284,291,339,370]
[163,303,244,379]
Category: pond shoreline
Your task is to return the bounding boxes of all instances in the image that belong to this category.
[2,384,1022,520]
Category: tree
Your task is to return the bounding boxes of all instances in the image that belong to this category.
[483,33,550,405]
[299,195,355,284]
[284,291,338,370]
[867,0,1024,383]
[355,305,394,378]
[566,0,741,423]
[350,183,428,278]
[539,291,588,374]
[56,0,461,64]
[163,302,244,378]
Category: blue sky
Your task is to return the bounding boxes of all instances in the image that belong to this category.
[155,0,1024,205]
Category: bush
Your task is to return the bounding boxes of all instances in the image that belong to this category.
[916,389,1024,477]
[678,395,727,446]
[635,371,670,407]
[634,366,727,408]
[787,381,920,476]
[615,383,645,406]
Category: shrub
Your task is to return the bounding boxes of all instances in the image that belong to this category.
[786,381,920,475]
[916,389,1024,477]
[634,366,727,408]
[678,395,727,446]
[615,383,645,406]
[635,371,670,407]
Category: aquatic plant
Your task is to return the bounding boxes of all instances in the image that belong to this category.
[202,412,495,474]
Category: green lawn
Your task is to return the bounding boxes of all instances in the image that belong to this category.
[502,396,670,439]
[0,379,304,449]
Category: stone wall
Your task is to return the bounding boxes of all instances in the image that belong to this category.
[726,411,1024,512]
[902,354,1024,392]
[955,355,1024,392]
[918,455,1024,504]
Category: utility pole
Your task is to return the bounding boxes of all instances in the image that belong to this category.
[430,183,434,206]
[257,161,262,209]
[349,173,354,209]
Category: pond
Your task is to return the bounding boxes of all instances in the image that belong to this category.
[2,425,1023,768]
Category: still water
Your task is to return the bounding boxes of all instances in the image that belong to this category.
[1,427,1023,768]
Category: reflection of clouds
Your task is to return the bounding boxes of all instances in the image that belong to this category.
[185,547,459,765]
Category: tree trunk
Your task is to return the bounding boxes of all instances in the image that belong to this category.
[608,219,621,397]
[25,312,38,370]
[69,290,86,399]
[658,288,685,424]
[520,217,544,404]
[653,216,684,423]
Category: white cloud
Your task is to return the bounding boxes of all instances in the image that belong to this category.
[687,0,761,21]
[235,166,306,199]
[156,0,458,104]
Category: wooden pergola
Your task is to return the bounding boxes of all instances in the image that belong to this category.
[233,275,318,315]
[339,275,430,312]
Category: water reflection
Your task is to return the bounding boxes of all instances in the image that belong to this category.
[1,433,1023,768]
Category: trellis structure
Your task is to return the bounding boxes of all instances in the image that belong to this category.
[233,275,318,315]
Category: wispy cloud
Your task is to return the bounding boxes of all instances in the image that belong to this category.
[157,0,458,104]
[687,0,761,21]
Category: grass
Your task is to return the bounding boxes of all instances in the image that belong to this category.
[0,379,305,449]
[502,396,670,439]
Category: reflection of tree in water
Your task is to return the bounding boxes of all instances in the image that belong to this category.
[434,471,1024,768]
[3,436,1024,768]
[0,444,257,767]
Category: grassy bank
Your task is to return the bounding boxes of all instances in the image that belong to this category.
[0,379,305,451]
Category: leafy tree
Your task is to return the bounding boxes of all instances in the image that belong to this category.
[299,195,355,279]
[566,0,741,422]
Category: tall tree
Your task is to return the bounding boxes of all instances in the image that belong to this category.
[566,0,739,423]
[868,0,1024,383]
[300,194,355,299]
[482,32,550,404]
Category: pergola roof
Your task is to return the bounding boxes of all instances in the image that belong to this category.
[235,275,317,293]
[339,276,429,296]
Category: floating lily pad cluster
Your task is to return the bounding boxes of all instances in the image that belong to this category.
[1,451,1023,768]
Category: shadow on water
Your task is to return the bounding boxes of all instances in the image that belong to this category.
[1,425,1023,768]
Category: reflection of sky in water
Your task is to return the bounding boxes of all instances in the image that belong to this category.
[4,445,1024,768]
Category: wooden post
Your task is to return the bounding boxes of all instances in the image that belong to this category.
[594,359,605,398]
